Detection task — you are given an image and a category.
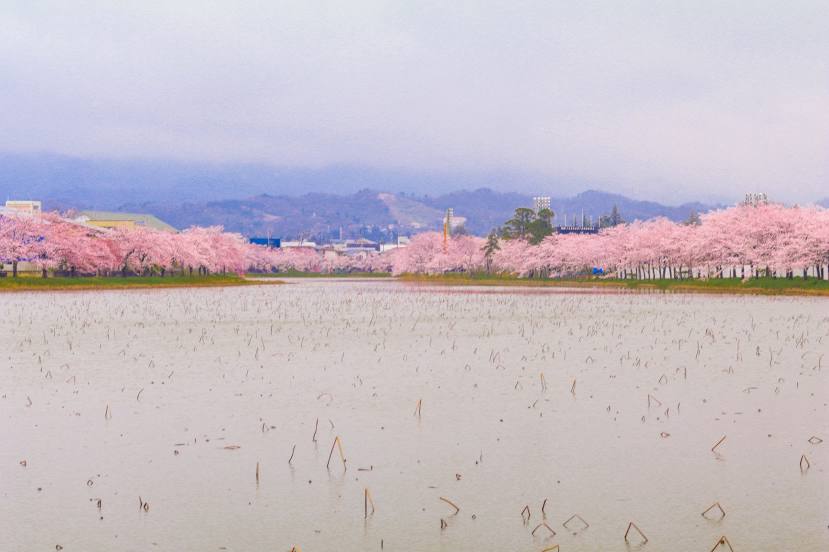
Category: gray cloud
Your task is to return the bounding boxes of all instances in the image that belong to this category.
[1,1,827,203]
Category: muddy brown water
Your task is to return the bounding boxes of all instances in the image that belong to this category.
[2,281,827,551]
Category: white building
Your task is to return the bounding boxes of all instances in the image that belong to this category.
[281,240,318,248]
[379,236,410,252]
[5,200,42,216]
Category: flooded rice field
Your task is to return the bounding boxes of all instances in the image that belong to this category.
[2,281,827,551]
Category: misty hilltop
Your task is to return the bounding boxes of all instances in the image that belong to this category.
[116,188,719,239]
[0,152,729,238]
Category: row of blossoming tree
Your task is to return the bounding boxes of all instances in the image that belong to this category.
[0,212,389,277]
[1,203,827,279]
[0,213,253,277]
[388,204,829,279]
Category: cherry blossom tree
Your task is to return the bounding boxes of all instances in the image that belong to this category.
[0,203,826,281]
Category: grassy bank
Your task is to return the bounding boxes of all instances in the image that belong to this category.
[399,273,829,297]
[247,271,392,278]
[0,274,280,292]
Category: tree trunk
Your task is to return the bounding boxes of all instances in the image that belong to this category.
[12,261,18,278]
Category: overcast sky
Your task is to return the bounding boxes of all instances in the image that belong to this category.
[1,1,827,203]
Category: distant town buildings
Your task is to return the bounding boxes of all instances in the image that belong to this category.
[4,200,42,216]
[557,209,598,234]
[76,211,177,232]
[281,240,318,248]
[532,196,551,213]
[341,238,381,252]
[556,225,598,235]
[379,236,410,252]
[743,193,768,207]
[249,236,281,248]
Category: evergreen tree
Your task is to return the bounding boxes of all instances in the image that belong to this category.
[482,230,501,272]
[599,205,624,228]
[502,208,536,240]
[609,204,623,226]
[684,209,701,226]
[527,208,555,244]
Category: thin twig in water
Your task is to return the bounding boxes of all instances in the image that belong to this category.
[326,436,346,470]
[624,521,648,544]
[709,535,734,552]
[711,435,726,453]
[439,496,460,515]
[364,488,376,519]
[701,501,726,520]
[532,522,556,537]
[288,444,296,465]
[563,513,589,532]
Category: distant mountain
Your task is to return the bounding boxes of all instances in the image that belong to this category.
[0,152,568,210]
[818,198,829,208]
[548,190,716,227]
[419,188,533,234]
[0,152,730,237]
[121,190,395,238]
[120,188,721,239]
[418,188,718,234]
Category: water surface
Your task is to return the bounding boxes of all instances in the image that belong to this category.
[2,281,827,551]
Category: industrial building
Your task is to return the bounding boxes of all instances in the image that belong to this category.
[4,200,42,216]
[76,211,177,232]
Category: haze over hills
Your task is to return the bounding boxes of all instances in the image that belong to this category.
[0,152,568,210]
[6,152,827,239]
[0,152,729,238]
[119,188,721,239]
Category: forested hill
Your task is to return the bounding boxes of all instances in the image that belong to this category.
[119,189,719,238]
[0,152,731,237]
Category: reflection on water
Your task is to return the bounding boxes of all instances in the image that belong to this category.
[2,282,827,551]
